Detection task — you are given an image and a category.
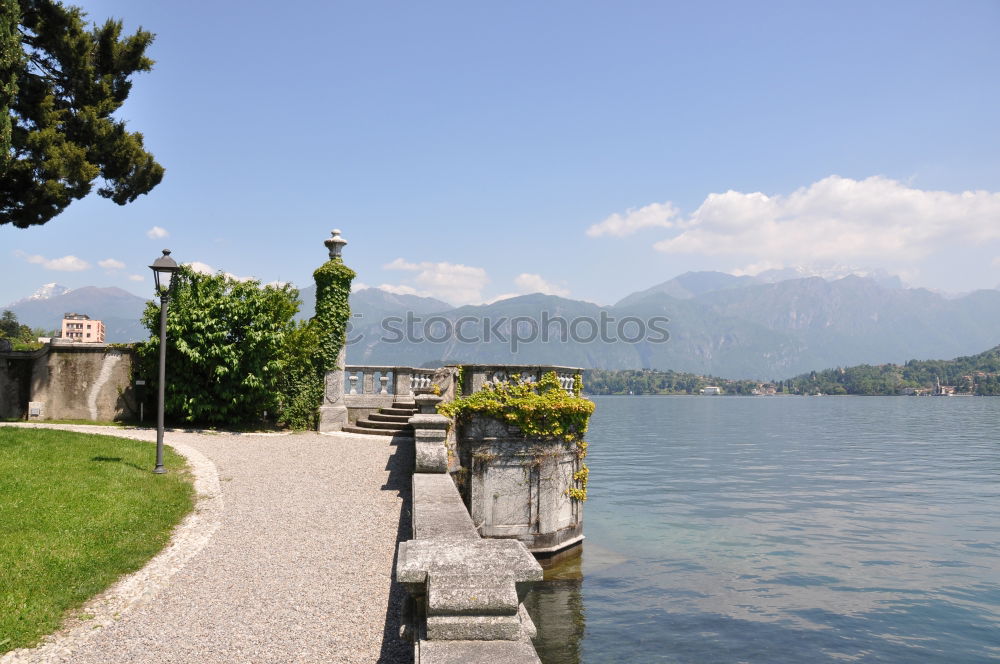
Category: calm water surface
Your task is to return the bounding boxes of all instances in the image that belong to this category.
[526,396,1000,663]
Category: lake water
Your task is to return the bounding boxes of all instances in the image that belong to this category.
[525,396,1000,663]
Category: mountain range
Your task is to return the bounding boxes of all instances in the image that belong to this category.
[6,272,1000,379]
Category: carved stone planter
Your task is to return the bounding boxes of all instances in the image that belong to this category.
[457,414,583,554]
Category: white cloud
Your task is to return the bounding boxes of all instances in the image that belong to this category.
[186,261,215,275]
[382,258,489,305]
[649,176,1000,267]
[128,274,145,282]
[147,226,169,239]
[586,202,679,237]
[351,281,370,292]
[98,258,125,270]
[183,261,253,282]
[16,251,90,271]
[514,273,570,297]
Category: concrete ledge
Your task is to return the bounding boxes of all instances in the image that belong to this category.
[411,474,479,540]
[417,638,541,664]
[397,539,542,588]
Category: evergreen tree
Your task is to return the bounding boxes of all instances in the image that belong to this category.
[1,0,163,227]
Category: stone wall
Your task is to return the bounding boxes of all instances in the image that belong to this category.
[0,343,140,422]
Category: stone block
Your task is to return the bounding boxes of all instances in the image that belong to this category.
[417,639,541,664]
[414,393,444,414]
[412,413,451,473]
[397,538,542,587]
[317,404,348,431]
[416,441,448,473]
[427,572,518,616]
[426,614,521,641]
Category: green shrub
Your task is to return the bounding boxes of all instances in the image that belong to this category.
[138,266,299,426]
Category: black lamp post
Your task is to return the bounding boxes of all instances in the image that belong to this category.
[149,249,179,474]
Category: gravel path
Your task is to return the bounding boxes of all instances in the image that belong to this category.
[2,424,414,664]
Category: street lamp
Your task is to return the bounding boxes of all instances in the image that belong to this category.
[148,249,179,474]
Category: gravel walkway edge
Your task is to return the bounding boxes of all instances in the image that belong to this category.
[1,424,224,664]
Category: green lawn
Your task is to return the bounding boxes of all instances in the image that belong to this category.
[0,427,195,653]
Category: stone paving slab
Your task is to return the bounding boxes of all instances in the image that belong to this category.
[0,424,413,664]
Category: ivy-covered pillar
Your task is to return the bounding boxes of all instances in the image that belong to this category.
[316,230,355,431]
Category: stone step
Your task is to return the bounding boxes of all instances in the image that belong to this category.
[383,407,419,416]
[354,418,414,431]
[342,425,414,437]
[369,412,413,423]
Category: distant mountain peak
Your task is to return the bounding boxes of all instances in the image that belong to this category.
[751,266,905,289]
[27,283,71,302]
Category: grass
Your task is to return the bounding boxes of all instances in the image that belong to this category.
[0,427,195,654]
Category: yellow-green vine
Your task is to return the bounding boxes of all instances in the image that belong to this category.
[438,371,593,500]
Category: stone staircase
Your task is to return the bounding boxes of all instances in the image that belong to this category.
[341,402,418,437]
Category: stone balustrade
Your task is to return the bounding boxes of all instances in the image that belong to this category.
[339,365,437,426]
[459,364,581,396]
[343,365,437,400]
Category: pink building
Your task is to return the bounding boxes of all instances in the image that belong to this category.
[61,313,106,343]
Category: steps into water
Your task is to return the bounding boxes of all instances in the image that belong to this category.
[342,402,418,437]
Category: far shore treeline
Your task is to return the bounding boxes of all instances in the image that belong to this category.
[584,345,1000,396]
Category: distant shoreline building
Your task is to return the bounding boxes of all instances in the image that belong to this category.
[61,313,105,343]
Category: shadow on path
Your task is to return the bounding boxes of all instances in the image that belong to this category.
[378,434,415,664]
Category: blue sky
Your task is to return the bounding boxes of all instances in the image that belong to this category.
[4,0,1000,307]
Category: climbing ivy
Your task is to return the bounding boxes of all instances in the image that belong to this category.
[438,371,594,500]
[276,257,354,429]
[313,258,355,375]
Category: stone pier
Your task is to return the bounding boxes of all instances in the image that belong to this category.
[399,411,543,663]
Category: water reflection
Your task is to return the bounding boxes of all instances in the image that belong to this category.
[525,549,585,664]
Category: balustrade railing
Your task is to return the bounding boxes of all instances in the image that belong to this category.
[460,364,581,396]
[343,365,437,399]
[343,364,583,402]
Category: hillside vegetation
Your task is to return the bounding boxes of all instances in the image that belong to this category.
[585,345,1000,396]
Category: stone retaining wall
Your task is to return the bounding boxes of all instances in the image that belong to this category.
[0,343,140,422]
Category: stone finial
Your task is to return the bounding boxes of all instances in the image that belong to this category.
[325,229,347,259]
